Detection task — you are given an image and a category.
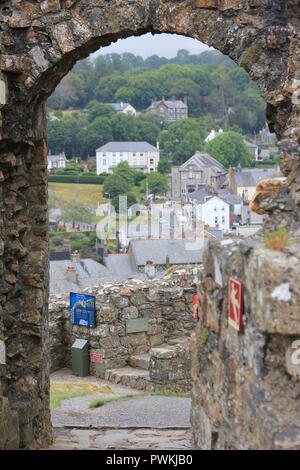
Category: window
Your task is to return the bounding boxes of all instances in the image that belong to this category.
[150,158,154,164]
[222,206,225,211]
[133,152,136,156]
[150,168,154,172]
[103,158,106,166]
[140,153,144,157]
[215,216,218,225]
[222,216,225,224]
[214,207,217,212]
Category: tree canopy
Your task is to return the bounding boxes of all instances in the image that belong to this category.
[205,131,255,168]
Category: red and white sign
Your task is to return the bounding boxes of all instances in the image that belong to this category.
[228,277,243,332]
[90,353,103,364]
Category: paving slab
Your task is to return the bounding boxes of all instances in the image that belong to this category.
[50,427,192,450]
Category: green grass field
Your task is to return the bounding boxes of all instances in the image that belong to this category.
[49,182,106,208]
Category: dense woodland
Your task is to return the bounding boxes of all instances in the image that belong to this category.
[47,49,266,169]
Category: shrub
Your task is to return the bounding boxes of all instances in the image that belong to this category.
[51,236,65,246]
[69,232,87,240]
[264,226,292,250]
[48,175,105,184]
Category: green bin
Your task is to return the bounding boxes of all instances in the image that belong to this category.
[71,339,89,377]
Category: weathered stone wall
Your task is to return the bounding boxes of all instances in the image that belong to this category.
[191,236,300,450]
[49,268,198,392]
[0,0,299,449]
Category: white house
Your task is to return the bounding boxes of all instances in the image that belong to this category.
[107,102,136,116]
[205,128,224,143]
[196,195,230,232]
[96,141,160,174]
[244,139,259,160]
[47,152,67,170]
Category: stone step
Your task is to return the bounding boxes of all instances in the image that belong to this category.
[129,353,150,370]
[105,366,153,392]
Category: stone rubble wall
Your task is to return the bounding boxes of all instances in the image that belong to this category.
[49,268,199,391]
[0,0,299,450]
[191,236,300,450]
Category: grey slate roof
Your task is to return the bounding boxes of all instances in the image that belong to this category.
[108,102,134,112]
[50,259,120,294]
[104,254,146,281]
[244,140,258,149]
[96,141,158,152]
[129,238,208,266]
[179,152,226,177]
[47,153,67,163]
[147,99,187,110]
[216,188,242,205]
[234,168,278,187]
[189,187,241,206]
[189,186,214,204]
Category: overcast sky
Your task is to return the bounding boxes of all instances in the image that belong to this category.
[92,33,212,59]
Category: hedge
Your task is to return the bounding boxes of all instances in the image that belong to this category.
[48,175,106,184]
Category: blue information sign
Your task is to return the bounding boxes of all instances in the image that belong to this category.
[70,292,95,328]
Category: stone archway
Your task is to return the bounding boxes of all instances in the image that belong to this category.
[0,1,299,449]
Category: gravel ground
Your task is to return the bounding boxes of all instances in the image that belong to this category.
[52,395,191,428]
[51,369,191,429]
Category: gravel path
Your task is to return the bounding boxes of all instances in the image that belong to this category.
[52,395,191,428]
[50,369,192,449]
[51,369,191,429]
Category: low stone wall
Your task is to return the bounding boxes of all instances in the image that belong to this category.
[149,339,191,392]
[49,268,199,392]
[191,236,300,450]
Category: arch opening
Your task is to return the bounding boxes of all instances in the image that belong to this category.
[0,1,298,450]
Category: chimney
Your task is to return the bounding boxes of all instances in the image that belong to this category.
[166,254,170,268]
[66,265,78,284]
[145,260,156,279]
[156,141,160,151]
[184,96,187,105]
[228,166,233,190]
[71,250,80,263]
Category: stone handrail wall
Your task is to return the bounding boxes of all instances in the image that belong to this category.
[49,268,199,379]
[191,236,300,450]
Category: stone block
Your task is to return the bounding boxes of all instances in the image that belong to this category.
[40,0,61,15]
[121,306,138,320]
[195,0,217,8]
[0,80,7,106]
[219,0,243,10]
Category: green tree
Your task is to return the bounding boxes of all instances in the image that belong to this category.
[205,131,254,168]
[87,101,117,122]
[157,158,171,174]
[60,200,93,228]
[103,174,131,199]
[112,192,137,213]
[158,119,206,165]
[144,172,168,197]
[113,161,136,186]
